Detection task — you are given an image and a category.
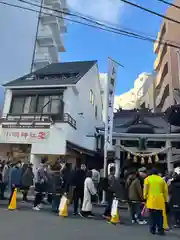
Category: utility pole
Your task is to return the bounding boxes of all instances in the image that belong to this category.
[30,0,43,73]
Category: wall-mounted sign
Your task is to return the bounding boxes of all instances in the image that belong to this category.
[2,124,50,129]
[0,129,50,144]
[6,115,50,122]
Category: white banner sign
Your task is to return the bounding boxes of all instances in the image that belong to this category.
[105,58,118,150]
[0,129,50,144]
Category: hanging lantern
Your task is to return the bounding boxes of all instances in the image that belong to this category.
[141,157,145,164]
[148,156,152,164]
[155,154,159,163]
[127,152,131,160]
[133,155,138,163]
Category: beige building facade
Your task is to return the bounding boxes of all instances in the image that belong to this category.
[153,0,180,112]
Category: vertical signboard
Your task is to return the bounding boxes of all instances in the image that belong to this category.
[105,58,118,149]
[104,58,118,178]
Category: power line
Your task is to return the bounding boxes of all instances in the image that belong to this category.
[1,0,180,50]
[18,0,155,39]
[19,0,180,48]
[17,0,164,41]
[0,1,151,41]
[158,0,180,10]
[119,0,180,25]
[18,0,158,40]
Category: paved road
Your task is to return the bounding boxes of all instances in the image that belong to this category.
[0,202,180,240]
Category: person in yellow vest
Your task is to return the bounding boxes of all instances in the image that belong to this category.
[143,168,168,235]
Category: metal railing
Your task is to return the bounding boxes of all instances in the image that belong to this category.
[2,113,76,129]
[63,113,76,129]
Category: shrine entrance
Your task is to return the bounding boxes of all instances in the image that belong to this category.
[112,132,180,177]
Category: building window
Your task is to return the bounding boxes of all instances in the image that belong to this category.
[24,96,36,113]
[95,105,98,119]
[37,95,62,114]
[90,89,94,105]
[11,96,25,114]
[10,94,63,114]
[112,139,116,146]
[51,96,62,114]
[37,96,49,113]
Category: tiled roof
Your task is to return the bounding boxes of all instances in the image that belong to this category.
[3,60,97,87]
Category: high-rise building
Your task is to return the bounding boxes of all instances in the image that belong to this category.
[33,0,67,71]
[153,0,180,112]
[115,72,151,110]
[0,0,67,84]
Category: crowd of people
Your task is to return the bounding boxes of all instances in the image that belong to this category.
[124,167,180,235]
[0,159,180,236]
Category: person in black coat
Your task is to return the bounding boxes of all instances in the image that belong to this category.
[169,174,180,227]
[51,169,64,213]
[71,164,86,215]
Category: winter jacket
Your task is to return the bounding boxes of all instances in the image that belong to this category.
[128,177,143,201]
[36,167,48,184]
[51,171,64,194]
[21,168,34,187]
[169,175,180,206]
[144,174,168,210]
[10,167,22,186]
[35,167,48,193]
[71,169,86,190]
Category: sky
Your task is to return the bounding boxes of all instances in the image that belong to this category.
[0,0,173,102]
[63,0,171,95]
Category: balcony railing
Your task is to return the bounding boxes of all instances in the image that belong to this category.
[1,113,76,129]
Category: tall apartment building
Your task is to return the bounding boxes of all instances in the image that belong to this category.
[154,0,180,112]
[33,0,67,71]
[0,0,67,84]
[115,72,150,110]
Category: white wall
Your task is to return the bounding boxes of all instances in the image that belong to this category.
[1,64,104,153]
[30,125,66,155]
[63,64,103,151]
[0,124,66,155]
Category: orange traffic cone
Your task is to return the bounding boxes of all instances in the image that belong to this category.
[110,210,120,224]
[8,188,17,210]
